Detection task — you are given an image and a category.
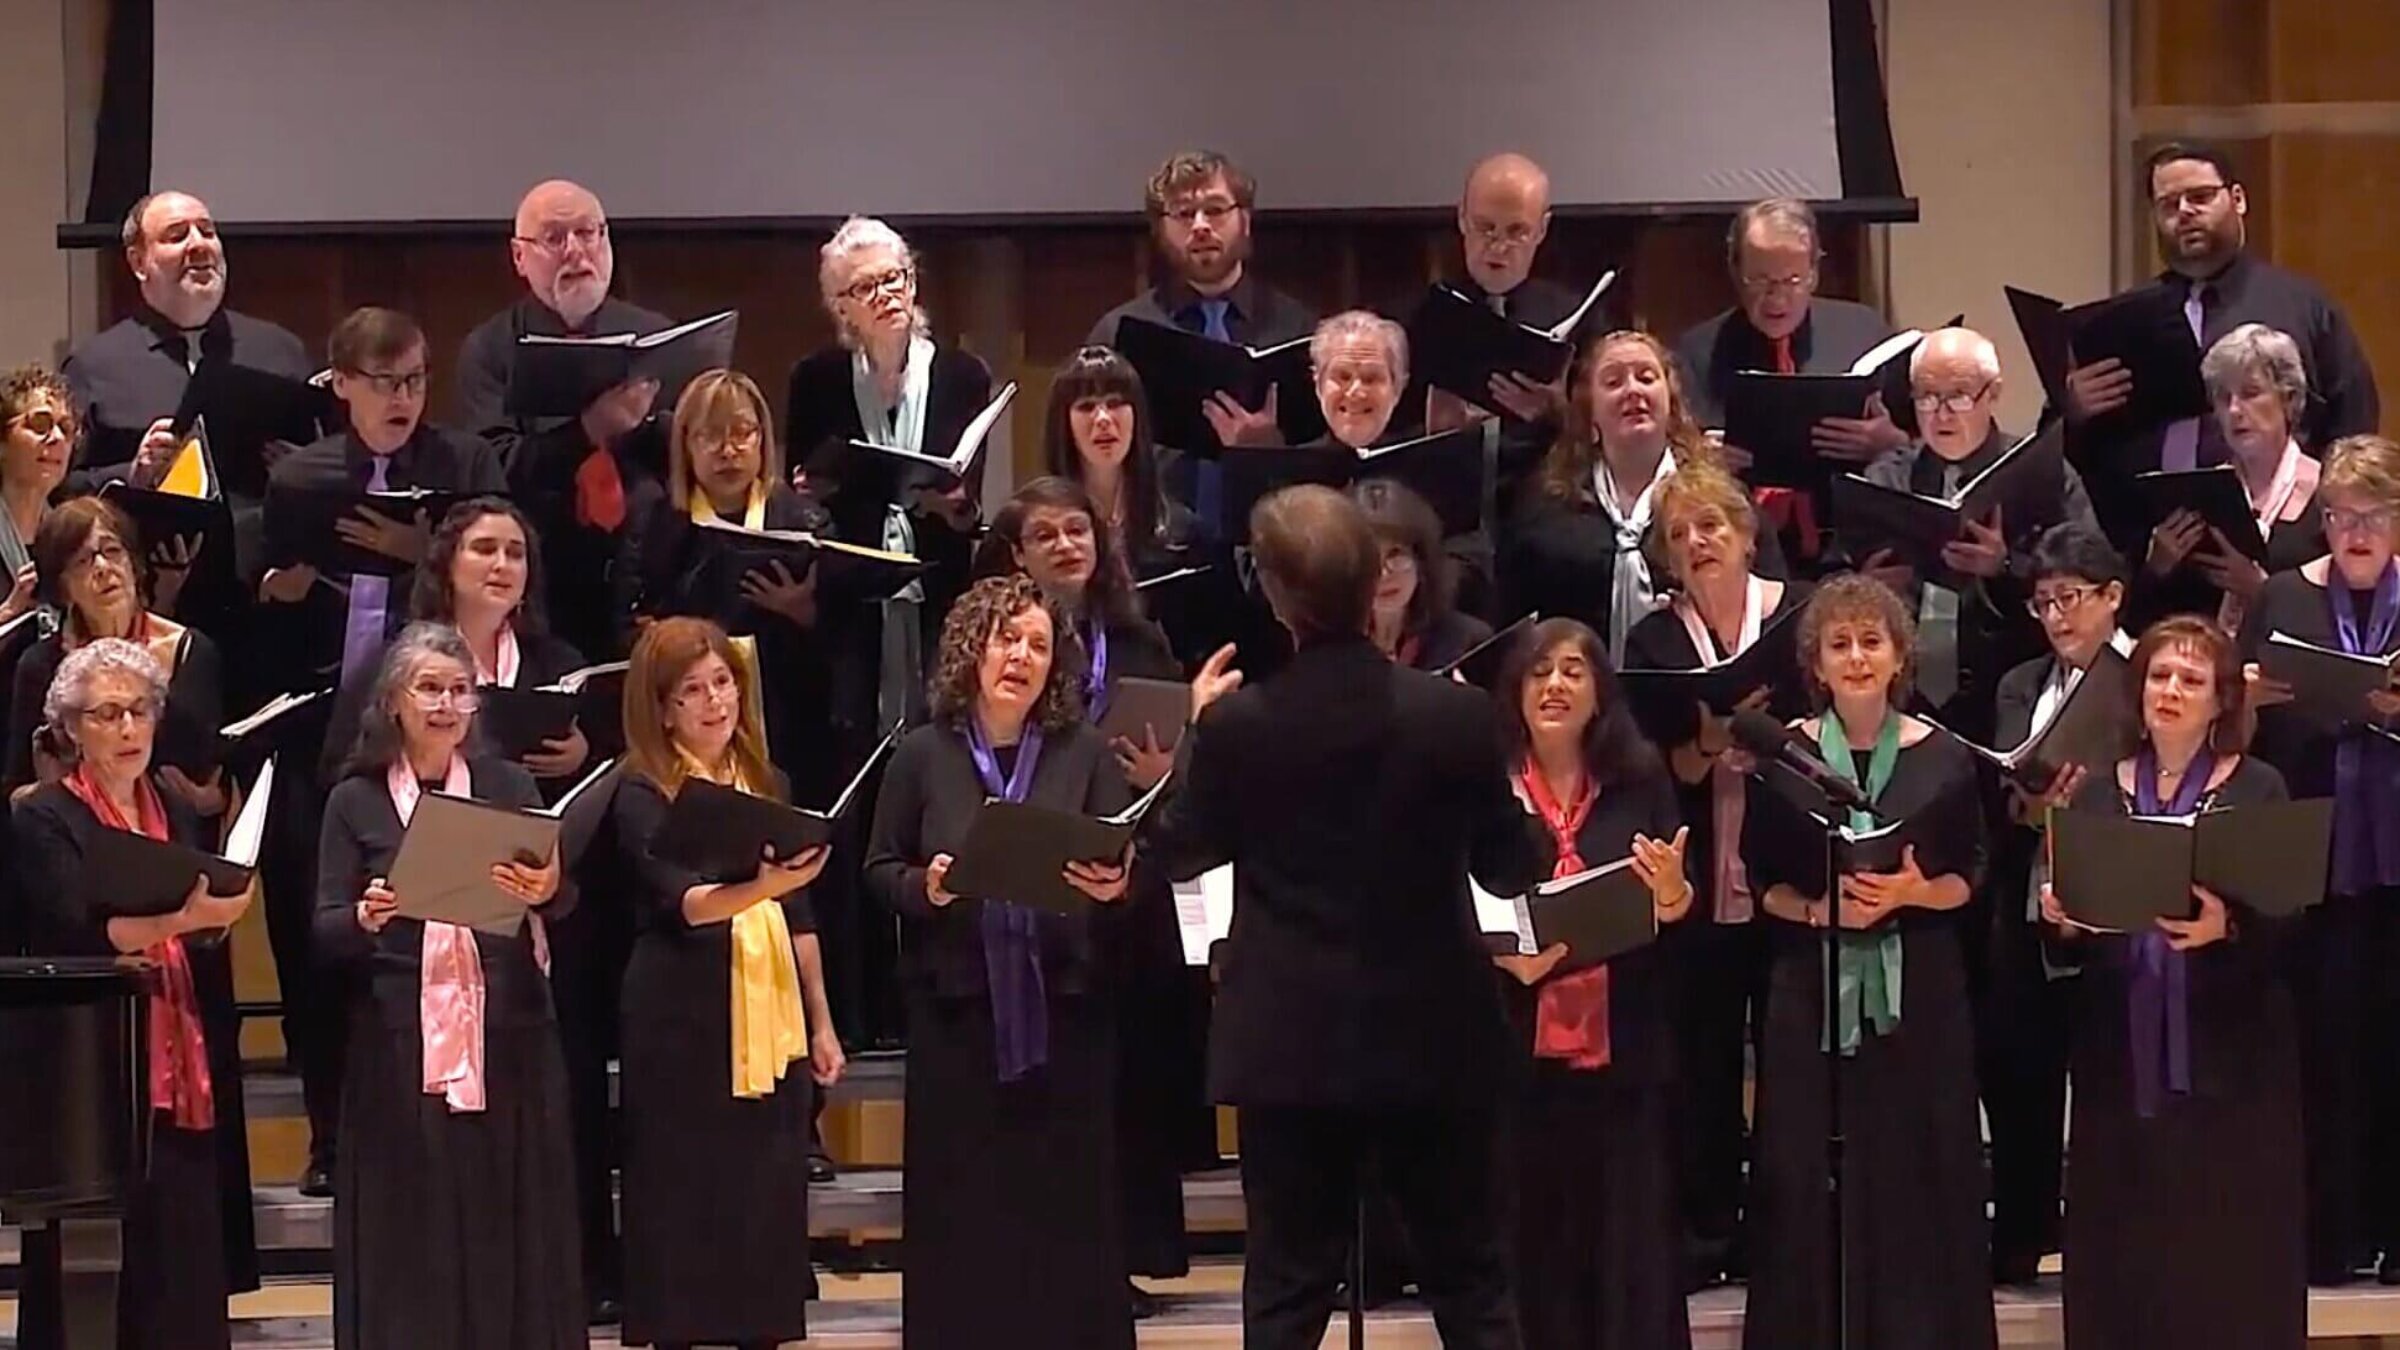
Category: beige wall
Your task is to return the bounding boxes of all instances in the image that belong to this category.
[0,0,74,368]
[1878,0,2119,433]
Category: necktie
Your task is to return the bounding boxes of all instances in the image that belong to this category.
[2159,283,2209,472]
[576,442,627,532]
[1916,462,1964,707]
[1198,299,1232,343]
[1479,291,1508,535]
[1770,334,1797,376]
[341,455,393,681]
[1190,299,1235,536]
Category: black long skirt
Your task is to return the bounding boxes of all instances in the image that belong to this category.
[333,1018,584,1350]
[16,1121,230,1350]
[619,935,816,1345]
[1506,1066,1693,1350]
[2062,962,2306,1348]
[2289,887,2400,1275]
[902,990,1132,1350]
[1742,925,1996,1350]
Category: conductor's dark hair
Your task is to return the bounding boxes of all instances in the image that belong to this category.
[2027,523,2129,591]
[1041,347,1173,556]
[1348,478,1454,644]
[987,475,1145,633]
[410,496,550,636]
[1249,485,1378,646]
[2142,141,2242,198]
[327,306,426,373]
[1493,617,1663,788]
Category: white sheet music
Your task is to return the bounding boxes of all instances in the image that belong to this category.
[1471,878,1538,956]
[1173,866,1235,968]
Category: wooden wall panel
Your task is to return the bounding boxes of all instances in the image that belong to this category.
[2262,133,2400,433]
[2267,2,2400,104]
[2134,0,2269,108]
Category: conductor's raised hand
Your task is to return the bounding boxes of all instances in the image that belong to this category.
[1191,643,1244,719]
[1063,850,1131,904]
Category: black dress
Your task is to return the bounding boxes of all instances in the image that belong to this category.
[2239,567,2398,1276]
[1501,482,1788,659]
[313,755,584,1350]
[2058,757,2306,1348]
[1738,728,1995,1350]
[609,771,819,1345]
[863,719,1136,1350]
[1621,578,1814,1280]
[1501,770,1693,1350]
[12,781,249,1350]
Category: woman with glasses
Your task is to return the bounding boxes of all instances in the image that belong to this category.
[1353,477,1490,670]
[610,617,842,1350]
[2141,324,2327,630]
[1980,524,2131,1286]
[314,622,582,1350]
[0,365,77,626]
[10,639,255,1350]
[2240,433,2400,1284]
[2042,616,2302,1347]
[6,498,225,817]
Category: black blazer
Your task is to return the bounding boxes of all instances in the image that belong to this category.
[5,625,225,794]
[863,719,1133,1001]
[1502,483,1790,648]
[311,754,568,1029]
[1150,637,1552,1107]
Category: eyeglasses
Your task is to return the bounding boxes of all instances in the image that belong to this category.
[349,369,428,398]
[74,701,157,728]
[1378,547,1418,575]
[839,266,913,304]
[673,674,742,709]
[1912,381,1996,415]
[8,407,78,441]
[2152,183,2229,216]
[2025,583,2103,620]
[1737,269,1815,298]
[404,683,480,711]
[1465,218,1540,248]
[514,222,609,254]
[691,421,763,452]
[2323,505,2399,535]
[67,540,131,574]
[1161,199,1240,227]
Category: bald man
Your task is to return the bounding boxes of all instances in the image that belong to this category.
[1852,327,2098,738]
[454,179,670,659]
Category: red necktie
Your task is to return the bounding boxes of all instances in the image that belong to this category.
[576,445,626,532]
[1770,334,1797,375]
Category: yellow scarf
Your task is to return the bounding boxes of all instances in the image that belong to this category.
[678,746,808,1098]
[688,482,775,740]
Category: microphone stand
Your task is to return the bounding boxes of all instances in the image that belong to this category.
[1349,1193,1367,1350]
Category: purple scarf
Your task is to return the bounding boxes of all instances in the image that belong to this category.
[1080,618,1111,720]
[966,718,1050,1082]
[2329,564,2400,895]
[2128,745,2211,1119]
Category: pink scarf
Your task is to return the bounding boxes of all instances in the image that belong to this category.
[1676,575,1770,924]
[473,623,522,688]
[63,766,214,1130]
[387,757,490,1113]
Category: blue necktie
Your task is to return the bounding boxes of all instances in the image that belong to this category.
[340,455,392,681]
[1190,299,1235,535]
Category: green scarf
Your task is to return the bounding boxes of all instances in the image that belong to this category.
[1816,711,1906,1055]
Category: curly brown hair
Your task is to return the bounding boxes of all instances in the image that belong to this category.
[928,574,1084,733]
[1,365,74,431]
[1795,572,1919,708]
[1537,330,1717,506]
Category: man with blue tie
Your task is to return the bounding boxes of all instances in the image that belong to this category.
[1088,151,1320,536]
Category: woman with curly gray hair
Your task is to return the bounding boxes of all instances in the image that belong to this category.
[12,636,255,1348]
[861,573,1154,1349]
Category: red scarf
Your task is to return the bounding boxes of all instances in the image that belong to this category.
[62,765,215,1129]
[1520,760,1611,1069]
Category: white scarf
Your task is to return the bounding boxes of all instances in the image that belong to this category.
[1675,573,1769,924]
[854,336,934,604]
[2216,440,2312,633]
[1593,445,1676,662]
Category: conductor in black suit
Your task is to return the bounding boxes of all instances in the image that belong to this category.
[1152,484,1550,1350]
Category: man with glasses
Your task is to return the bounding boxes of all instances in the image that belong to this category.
[1088,151,1320,537]
[2064,142,2379,487]
[456,178,670,658]
[254,304,503,1202]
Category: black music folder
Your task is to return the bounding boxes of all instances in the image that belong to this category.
[841,381,1017,491]
[689,516,923,603]
[2131,466,2268,564]
[1432,611,1537,690]
[944,776,1172,915]
[1407,271,1614,406]
[1948,646,2132,790]
[86,756,277,918]
[1217,428,1484,540]
[1617,606,1803,747]
[172,362,337,491]
[101,414,232,552]
[648,726,901,881]
[506,311,739,419]
[477,661,630,760]
[2007,284,2207,445]
[1096,677,1190,753]
[1721,323,1946,487]
[1746,759,1945,903]
[2051,797,2332,930]
[2258,632,2398,729]
[1523,857,1659,970]
[264,483,466,578]
[1113,318,1321,454]
[1830,421,2067,570]
[387,760,619,934]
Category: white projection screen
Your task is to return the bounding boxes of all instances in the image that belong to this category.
[150,0,1845,225]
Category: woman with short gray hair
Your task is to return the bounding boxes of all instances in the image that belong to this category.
[12,635,256,1347]
[2143,323,2326,627]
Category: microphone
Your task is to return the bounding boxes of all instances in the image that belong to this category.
[1730,709,1871,814]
